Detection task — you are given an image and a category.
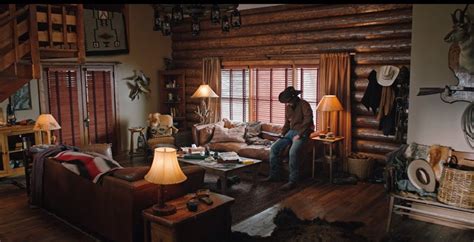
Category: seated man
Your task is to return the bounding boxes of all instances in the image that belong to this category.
[263,86,314,190]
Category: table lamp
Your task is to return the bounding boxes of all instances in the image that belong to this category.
[316,95,343,138]
[33,114,61,144]
[145,147,187,216]
[191,84,219,124]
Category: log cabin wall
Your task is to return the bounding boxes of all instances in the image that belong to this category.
[170,4,412,160]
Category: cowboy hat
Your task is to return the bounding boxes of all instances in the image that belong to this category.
[278,86,302,103]
[407,159,436,192]
[377,65,400,86]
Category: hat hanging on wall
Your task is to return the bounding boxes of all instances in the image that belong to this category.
[407,159,436,193]
[377,65,400,86]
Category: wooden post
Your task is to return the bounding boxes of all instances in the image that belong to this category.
[47,5,53,48]
[76,4,85,64]
[28,4,41,79]
[61,6,68,49]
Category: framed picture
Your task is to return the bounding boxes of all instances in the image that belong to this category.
[84,8,129,56]
[9,83,32,110]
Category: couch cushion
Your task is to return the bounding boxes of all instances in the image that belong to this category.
[261,123,283,134]
[245,121,262,140]
[210,124,246,143]
[112,167,150,182]
[208,142,248,152]
[79,143,113,159]
[237,145,271,162]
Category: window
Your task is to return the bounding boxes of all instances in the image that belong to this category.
[220,66,318,125]
[220,69,250,122]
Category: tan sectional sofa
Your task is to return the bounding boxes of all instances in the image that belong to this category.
[191,120,313,178]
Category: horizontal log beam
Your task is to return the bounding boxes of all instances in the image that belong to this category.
[352,127,398,143]
[353,103,375,116]
[172,38,411,60]
[354,116,380,128]
[173,23,412,51]
[353,139,401,154]
[173,8,412,41]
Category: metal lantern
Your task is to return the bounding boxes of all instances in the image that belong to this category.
[192,17,200,36]
[162,15,172,36]
[221,15,230,32]
[210,5,220,23]
[231,9,241,28]
[153,9,162,31]
[171,5,183,23]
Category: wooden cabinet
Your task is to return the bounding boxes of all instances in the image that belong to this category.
[158,70,187,130]
[0,125,41,178]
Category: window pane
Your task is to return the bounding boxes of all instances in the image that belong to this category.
[296,67,318,127]
[220,68,249,122]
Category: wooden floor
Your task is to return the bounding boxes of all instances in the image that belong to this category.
[0,177,472,242]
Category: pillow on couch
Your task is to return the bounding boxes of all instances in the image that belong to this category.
[210,124,246,143]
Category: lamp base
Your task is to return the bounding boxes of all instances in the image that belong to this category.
[151,203,177,216]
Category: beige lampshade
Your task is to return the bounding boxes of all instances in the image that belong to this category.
[316,95,343,112]
[33,114,61,131]
[145,147,187,185]
[191,84,219,98]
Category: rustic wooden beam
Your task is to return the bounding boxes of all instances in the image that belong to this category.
[353,139,401,154]
[173,23,412,51]
[352,127,399,143]
[61,6,68,48]
[37,31,77,43]
[76,4,85,63]
[29,4,41,79]
[47,5,53,47]
[9,4,19,63]
[36,12,76,25]
[172,8,412,41]
[354,116,379,128]
[172,38,411,60]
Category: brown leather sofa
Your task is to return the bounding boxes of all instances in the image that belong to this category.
[192,121,314,179]
[41,144,205,242]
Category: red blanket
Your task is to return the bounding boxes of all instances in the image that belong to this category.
[54,150,122,183]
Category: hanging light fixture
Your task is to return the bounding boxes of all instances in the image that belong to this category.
[152,4,240,36]
[191,16,200,36]
[210,4,220,23]
[221,15,230,32]
[230,9,241,28]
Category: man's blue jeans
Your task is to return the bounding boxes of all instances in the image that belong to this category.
[269,129,306,183]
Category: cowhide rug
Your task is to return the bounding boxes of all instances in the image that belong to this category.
[229,208,410,242]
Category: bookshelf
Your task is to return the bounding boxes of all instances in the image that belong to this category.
[158,70,187,130]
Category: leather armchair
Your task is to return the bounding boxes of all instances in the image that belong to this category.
[41,143,205,242]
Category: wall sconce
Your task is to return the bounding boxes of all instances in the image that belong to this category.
[231,9,241,28]
[222,15,230,32]
[192,17,200,36]
[162,15,171,36]
[211,4,220,23]
[172,5,183,23]
[153,9,161,31]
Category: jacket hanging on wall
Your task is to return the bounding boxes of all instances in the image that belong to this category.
[361,70,382,115]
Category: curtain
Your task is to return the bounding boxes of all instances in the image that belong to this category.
[202,57,221,123]
[318,53,352,160]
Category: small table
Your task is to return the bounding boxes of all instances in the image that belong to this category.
[311,136,344,183]
[143,192,235,242]
[128,127,146,161]
[178,154,262,195]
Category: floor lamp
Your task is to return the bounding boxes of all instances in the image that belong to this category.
[191,84,219,124]
[33,114,61,144]
[316,95,343,138]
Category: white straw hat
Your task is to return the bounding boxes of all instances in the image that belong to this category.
[407,159,436,193]
[377,65,400,86]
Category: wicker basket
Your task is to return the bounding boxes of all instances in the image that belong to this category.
[437,167,474,209]
[347,153,373,180]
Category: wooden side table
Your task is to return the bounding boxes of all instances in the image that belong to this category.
[128,127,146,161]
[311,136,344,183]
[143,192,235,242]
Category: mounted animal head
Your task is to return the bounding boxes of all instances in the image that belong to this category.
[444,4,471,43]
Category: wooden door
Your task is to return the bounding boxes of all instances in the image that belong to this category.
[82,66,117,151]
[44,67,83,146]
[42,65,118,151]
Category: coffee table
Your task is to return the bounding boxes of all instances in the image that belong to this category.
[178,154,262,194]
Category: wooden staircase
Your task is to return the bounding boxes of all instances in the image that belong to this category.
[0,4,85,103]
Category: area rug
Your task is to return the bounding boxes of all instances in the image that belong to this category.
[202,172,318,224]
[229,207,367,242]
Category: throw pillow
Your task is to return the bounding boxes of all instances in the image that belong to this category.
[149,124,172,138]
[210,124,246,143]
[245,121,262,140]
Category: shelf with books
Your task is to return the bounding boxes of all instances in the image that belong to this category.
[158,70,187,130]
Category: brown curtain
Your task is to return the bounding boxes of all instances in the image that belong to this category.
[202,57,221,123]
[318,53,352,161]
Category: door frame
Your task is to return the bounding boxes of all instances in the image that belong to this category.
[38,62,121,153]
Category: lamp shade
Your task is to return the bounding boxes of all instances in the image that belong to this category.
[316,95,343,112]
[145,147,187,185]
[191,84,219,98]
[33,114,61,131]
